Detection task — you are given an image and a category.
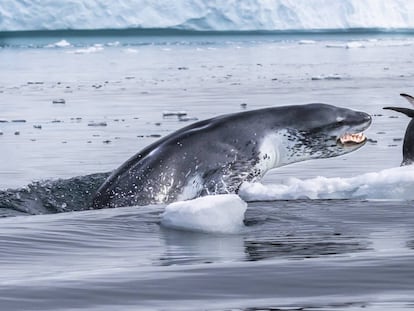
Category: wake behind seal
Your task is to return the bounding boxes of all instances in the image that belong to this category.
[92,103,372,208]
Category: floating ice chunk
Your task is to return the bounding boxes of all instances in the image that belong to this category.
[346,41,365,49]
[298,40,316,45]
[325,43,346,49]
[326,41,365,49]
[161,194,247,234]
[123,48,139,53]
[87,122,107,127]
[68,45,104,54]
[162,111,187,117]
[46,39,71,48]
[55,39,71,48]
[107,41,120,47]
[178,116,198,122]
[311,74,343,81]
[52,98,66,104]
[239,166,414,201]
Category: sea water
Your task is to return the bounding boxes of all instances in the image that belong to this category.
[1,30,414,310]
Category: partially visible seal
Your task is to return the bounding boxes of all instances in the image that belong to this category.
[93,103,371,208]
[384,93,414,166]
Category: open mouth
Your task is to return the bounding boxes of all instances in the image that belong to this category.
[338,132,367,145]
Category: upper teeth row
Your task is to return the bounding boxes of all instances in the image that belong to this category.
[340,133,366,144]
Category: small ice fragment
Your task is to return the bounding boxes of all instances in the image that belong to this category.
[55,40,71,47]
[107,41,120,47]
[324,74,342,80]
[325,43,345,48]
[311,74,342,81]
[33,125,42,129]
[56,40,71,47]
[299,40,316,45]
[123,48,139,53]
[161,194,247,233]
[346,41,365,49]
[88,122,107,127]
[69,46,104,54]
[52,98,66,104]
[162,111,187,117]
[178,116,198,122]
[46,40,71,48]
[27,81,44,85]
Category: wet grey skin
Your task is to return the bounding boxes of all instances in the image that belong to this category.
[92,103,372,208]
[384,93,414,166]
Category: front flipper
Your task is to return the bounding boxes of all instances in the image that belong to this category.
[383,107,414,118]
[401,93,414,107]
[383,93,414,118]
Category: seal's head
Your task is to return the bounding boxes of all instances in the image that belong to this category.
[271,103,372,164]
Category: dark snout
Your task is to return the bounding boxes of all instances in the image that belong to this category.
[353,111,371,127]
[360,112,372,124]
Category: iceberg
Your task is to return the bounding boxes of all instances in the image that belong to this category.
[1,0,414,32]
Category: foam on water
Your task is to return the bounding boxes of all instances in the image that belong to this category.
[240,166,414,201]
[2,0,414,32]
[161,194,247,233]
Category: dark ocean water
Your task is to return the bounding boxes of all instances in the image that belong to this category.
[1,200,414,310]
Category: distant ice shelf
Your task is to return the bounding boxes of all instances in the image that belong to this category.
[1,0,414,32]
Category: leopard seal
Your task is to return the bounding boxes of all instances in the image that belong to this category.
[384,93,414,166]
[92,103,371,208]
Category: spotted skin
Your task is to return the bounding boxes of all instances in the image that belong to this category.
[93,103,371,208]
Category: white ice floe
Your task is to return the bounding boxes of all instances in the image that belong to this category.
[122,48,139,53]
[239,166,414,201]
[46,39,71,48]
[68,45,104,54]
[311,74,343,81]
[326,39,414,49]
[161,194,247,233]
[298,40,316,45]
[162,111,187,117]
[345,41,366,49]
[325,42,365,49]
[2,1,414,32]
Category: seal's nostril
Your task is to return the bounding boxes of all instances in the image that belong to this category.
[361,113,372,123]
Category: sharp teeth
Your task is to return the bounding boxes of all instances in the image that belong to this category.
[339,132,367,144]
